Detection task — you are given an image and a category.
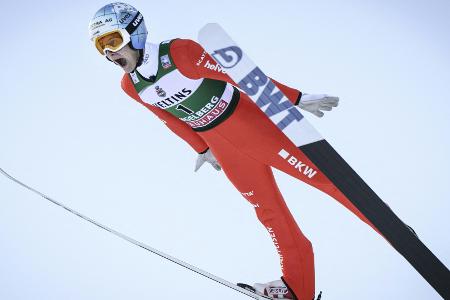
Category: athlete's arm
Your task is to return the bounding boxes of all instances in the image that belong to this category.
[170,39,303,105]
[121,74,209,153]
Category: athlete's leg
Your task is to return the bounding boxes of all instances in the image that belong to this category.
[200,129,315,300]
[213,94,378,233]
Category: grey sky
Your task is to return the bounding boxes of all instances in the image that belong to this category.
[1,1,449,299]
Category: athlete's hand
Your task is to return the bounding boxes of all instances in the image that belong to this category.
[298,94,339,117]
[194,149,221,172]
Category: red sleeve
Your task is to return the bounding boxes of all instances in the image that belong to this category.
[170,39,302,105]
[121,74,209,154]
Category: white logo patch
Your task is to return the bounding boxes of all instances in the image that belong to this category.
[278,149,317,178]
[241,190,254,197]
[160,54,172,69]
[130,72,140,84]
[203,59,227,74]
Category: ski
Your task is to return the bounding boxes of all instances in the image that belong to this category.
[198,23,450,299]
[0,167,271,300]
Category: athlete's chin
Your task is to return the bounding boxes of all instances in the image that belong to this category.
[121,61,137,73]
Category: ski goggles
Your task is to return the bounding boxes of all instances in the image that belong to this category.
[93,12,144,55]
[94,29,131,55]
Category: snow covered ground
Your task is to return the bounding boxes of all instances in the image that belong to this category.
[1,0,449,299]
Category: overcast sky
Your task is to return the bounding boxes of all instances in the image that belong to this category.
[1,0,449,299]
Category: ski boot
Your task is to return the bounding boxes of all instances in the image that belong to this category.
[237,278,322,300]
[237,278,296,299]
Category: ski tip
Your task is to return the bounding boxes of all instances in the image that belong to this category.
[199,23,220,30]
[198,23,223,40]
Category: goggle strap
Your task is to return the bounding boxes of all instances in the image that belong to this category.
[125,12,144,34]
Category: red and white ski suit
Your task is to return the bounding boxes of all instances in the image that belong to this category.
[121,39,374,300]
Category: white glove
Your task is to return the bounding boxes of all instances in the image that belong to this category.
[194,149,221,172]
[298,93,339,117]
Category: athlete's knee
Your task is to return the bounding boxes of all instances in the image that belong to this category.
[255,208,277,224]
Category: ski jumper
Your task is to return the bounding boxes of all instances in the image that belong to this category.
[121,39,376,300]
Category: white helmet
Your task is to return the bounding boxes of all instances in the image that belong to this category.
[89,2,147,54]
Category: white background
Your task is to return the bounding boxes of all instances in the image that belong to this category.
[1,1,449,299]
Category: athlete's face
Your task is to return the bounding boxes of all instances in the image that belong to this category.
[105,44,140,73]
